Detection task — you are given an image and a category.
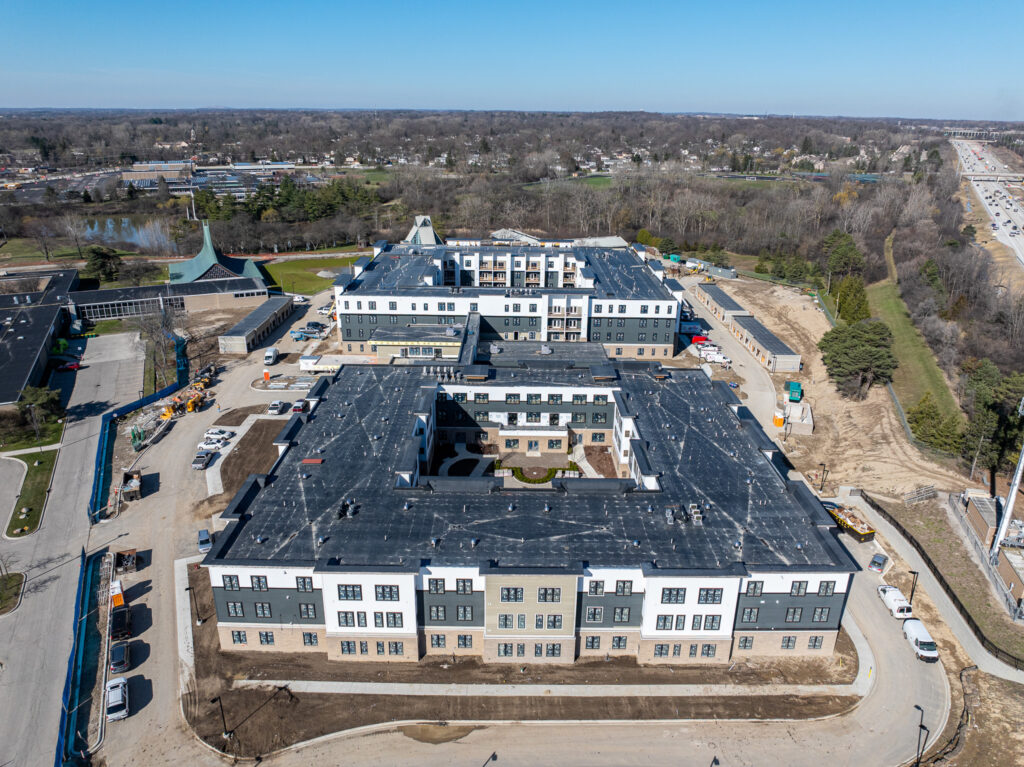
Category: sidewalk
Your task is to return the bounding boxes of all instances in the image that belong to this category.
[0,443,61,457]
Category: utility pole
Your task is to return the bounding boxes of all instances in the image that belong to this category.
[989,396,1024,564]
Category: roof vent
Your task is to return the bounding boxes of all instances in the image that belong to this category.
[431,537,440,548]
[317,536,325,547]
[403,502,410,511]
[507,503,515,513]
[255,535,265,544]
[632,539,640,548]
[471,538,479,548]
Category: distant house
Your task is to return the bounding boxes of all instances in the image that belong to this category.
[168,222,264,285]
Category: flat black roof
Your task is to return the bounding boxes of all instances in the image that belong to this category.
[0,304,62,405]
[733,315,798,357]
[696,283,747,313]
[207,362,855,576]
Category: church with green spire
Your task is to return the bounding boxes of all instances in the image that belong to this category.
[168,222,265,284]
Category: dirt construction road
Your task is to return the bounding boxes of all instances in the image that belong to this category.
[726,279,971,498]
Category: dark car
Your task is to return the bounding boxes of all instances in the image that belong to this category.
[110,606,132,641]
[109,642,131,674]
[291,399,308,413]
[57,362,82,371]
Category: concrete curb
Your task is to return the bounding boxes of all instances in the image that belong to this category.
[0,456,28,541]
[2,449,60,541]
[0,571,26,618]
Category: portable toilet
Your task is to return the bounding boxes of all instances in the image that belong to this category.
[669,254,682,263]
[772,410,786,428]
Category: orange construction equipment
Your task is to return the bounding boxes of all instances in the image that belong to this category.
[109,580,125,608]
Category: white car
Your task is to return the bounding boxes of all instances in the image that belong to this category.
[105,677,129,721]
[204,428,235,441]
[292,295,308,304]
[317,305,333,315]
[197,439,229,451]
[268,400,287,415]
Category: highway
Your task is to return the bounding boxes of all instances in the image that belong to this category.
[952,139,1024,268]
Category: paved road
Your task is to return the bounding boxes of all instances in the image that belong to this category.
[0,333,143,767]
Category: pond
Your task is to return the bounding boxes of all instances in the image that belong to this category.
[84,216,178,254]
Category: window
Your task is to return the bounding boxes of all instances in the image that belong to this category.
[538,588,561,603]
[689,643,698,657]
[222,575,240,591]
[504,439,519,449]
[656,615,673,630]
[546,643,562,657]
[594,305,602,313]
[614,347,622,356]
[376,585,400,601]
[456,579,473,594]
[692,615,702,630]
[337,584,362,600]
[374,612,384,628]
[675,615,687,630]
[357,612,366,627]
[588,580,604,596]
[705,615,721,631]
[498,614,514,629]
[453,392,467,403]
[741,608,759,623]
[231,630,247,645]
[388,641,404,656]
[638,333,646,342]
[615,333,624,342]
[299,603,316,619]
[616,318,625,327]
[612,636,627,649]
[661,588,686,604]
[615,580,632,596]
[226,602,244,618]
[808,635,824,650]
[386,612,403,628]
[376,641,385,655]
[527,412,540,423]
[475,393,489,404]
[500,587,524,602]
[458,635,473,648]
[428,578,445,594]
[457,605,473,621]
[258,631,274,646]
[341,640,357,654]
[593,318,602,328]
[338,611,355,627]
[738,636,754,650]
[781,636,797,650]
[591,433,605,443]
[429,605,446,621]
[613,606,630,623]
[548,439,562,449]
[586,636,601,650]
[790,581,808,597]
[571,412,586,424]
[785,607,803,623]
[469,303,478,312]
[474,411,487,422]
[505,393,520,404]
[251,575,268,591]
[547,615,562,629]
[255,602,272,618]
[812,607,830,623]
[592,412,607,424]
[654,643,670,658]
[303,632,318,646]
[296,576,313,592]
[701,643,717,657]
[389,301,397,311]
[498,643,514,657]
[548,394,562,405]
[359,641,368,654]
[698,588,723,604]
[535,614,544,629]
[745,581,763,597]
[572,394,587,405]
[818,581,836,596]
[527,393,541,404]
[518,614,526,629]
[585,607,603,623]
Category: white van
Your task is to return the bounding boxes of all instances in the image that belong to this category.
[877,585,913,618]
[902,619,939,662]
[264,347,279,365]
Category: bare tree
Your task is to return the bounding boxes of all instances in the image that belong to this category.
[60,213,87,259]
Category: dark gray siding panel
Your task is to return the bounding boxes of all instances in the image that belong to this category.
[575,593,643,628]
[212,587,324,625]
[734,592,845,631]
[417,590,485,627]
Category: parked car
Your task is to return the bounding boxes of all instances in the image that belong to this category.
[110,606,132,641]
[317,305,333,315]
[196,439,229,452]
[198,529,213,553]
[204,428,235,441]
[305,321,327,331]
[264,347,279,365]
[105,677,130,722]
[292,295,308,304]
[877,585,913,618]
[867,553,888,573]
[57,362,82,371]
[268,400,287,415]
[902,618,939,662]
[109,642,131,674]
[291,399,308,413]
[191,450,213,470]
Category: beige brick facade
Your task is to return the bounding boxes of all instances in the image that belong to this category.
[730,629,838,657]
[637,637,731,664]
[323,632,420,662]
[217,624,325,653]
[420,629,485,657]
[603,343,673,361]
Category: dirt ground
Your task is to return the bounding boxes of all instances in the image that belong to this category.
[213,404,271,427]
[584,446,619,478]
[725,279,971,497]
[183,567,859,758]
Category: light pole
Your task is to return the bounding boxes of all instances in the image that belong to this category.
[211,696,232,740]
[908,570,919,605]
[819,463,828,493]
[185,586,203,626]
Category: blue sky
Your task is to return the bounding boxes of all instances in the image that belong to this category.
[2,0,1021,120]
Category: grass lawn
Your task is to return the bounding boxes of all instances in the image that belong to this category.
[576,175,613,188]
[0,418,64,451]
[264,255,363,294]
[6,450,58,537]
[142,340,178,396]
[88,318,128,336]
[0,573,25,615]
[866,279,962,422]
[0,237,80,264]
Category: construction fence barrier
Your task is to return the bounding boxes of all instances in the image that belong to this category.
[860,491,1024,671]
[53,549,87,767]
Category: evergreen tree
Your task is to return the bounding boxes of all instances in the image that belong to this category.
[818,320,897,400]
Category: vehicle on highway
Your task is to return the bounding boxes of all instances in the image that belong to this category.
[105,677,130,722]
[204,428,235,441]
[197,438,229,451]
[268,400,287,415]
[110,606,132,641]
[57,362,82,371]
[191,450,213,470]
[198,529,213,553]
[877,585,913,618]
[291,399,308,413]
[264,347,279,365]
[868,553,888,573]
[902,618,939,662]
[109,642,131,674]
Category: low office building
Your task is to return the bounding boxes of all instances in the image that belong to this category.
[730,315,801,373]
[335,225,683,361]
[69,278,268,322]
[203,358,855,665]
[218,296,294,354]
[693,283,750,324]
